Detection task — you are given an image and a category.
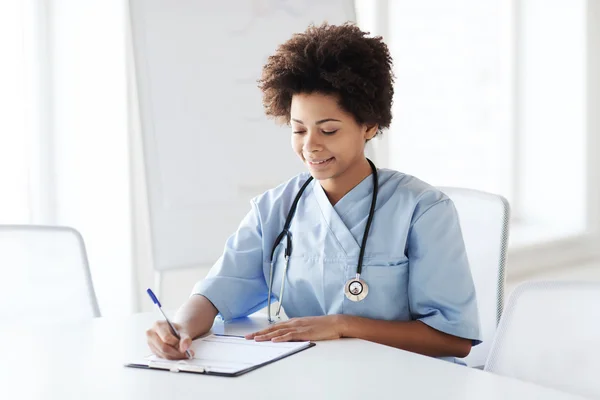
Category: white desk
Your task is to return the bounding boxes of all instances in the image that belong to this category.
[0,313,587,399]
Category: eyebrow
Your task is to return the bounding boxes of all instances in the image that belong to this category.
[291,118,341,125]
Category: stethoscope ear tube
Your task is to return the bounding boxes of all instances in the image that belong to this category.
[268,230,291,323]
[267,178,314,323]
[267,260,275,323]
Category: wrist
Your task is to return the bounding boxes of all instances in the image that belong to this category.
[335,314,353,338]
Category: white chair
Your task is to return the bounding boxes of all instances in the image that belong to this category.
[485,281,600,399]
[438,187,510,368]
[0,225,101,324]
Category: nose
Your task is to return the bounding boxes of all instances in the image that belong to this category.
[302,130,323,153]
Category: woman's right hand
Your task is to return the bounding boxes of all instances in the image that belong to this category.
[146,321,194,360]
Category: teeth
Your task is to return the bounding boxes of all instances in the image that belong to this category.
[310,158,331,164]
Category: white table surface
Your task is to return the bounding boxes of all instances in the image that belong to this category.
[0,313,588,400]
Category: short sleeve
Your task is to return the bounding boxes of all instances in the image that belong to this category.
[407,198,482,345]
[191,200,268,321]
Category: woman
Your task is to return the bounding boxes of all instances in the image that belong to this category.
[146,23,481,364]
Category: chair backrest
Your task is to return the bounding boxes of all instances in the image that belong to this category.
[0,225,101,324]
[485,281,600,399]
[438,187,510,368]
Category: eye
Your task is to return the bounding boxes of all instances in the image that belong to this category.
[293,130,306,134]
[322,130,338,135]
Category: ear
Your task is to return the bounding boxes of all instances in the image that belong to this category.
[364,123,379,141]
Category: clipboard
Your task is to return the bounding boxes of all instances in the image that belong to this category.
[125,334,315,377]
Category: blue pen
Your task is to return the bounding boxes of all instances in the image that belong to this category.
[147,288,193,359]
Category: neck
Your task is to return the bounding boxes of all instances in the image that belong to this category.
[320,157,372,206]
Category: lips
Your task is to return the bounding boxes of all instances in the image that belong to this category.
[306,157,334,165]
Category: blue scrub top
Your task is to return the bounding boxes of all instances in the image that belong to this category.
[193,168,482,362]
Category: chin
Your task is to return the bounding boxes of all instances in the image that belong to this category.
[308,169,337,181]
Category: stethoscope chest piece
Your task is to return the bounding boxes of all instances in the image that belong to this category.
[344,276,369,302]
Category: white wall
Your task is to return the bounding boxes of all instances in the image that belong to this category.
[128,45,211,311]
[49,0,134,316]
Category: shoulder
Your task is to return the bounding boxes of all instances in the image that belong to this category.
[251,172,314,216]
[377,168,453,223]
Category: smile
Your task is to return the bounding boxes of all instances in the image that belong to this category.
[307,157,334,166]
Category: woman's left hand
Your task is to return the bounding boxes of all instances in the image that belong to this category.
[245,315,347,342]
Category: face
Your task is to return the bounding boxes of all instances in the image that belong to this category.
[290,92,377,181]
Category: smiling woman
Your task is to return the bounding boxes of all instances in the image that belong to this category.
[146,23,480,365]
[288,93,377,205]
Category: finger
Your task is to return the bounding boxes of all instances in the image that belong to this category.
[147,330,186,360]
[246,320,294,339]
[148,341,167,359]
[245,326,276,339]
[147,331,168,358]
[146,328,163,351]
[157,341,187,360]
[154,322,180,347]
[149,341,186,360]
[254,328,294,342]
[179,333,193,354]
[271,331,296,342]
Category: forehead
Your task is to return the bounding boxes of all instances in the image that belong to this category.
[290,93,345,120]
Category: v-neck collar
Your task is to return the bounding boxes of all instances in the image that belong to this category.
[332,173,374,220]
[311,175,374,257]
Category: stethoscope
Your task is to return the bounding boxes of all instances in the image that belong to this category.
[267,159,378,323]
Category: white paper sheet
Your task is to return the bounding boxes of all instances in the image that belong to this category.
[142,334,311,374]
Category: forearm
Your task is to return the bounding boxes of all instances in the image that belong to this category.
[339,315,472,358]
[173,295,219,339]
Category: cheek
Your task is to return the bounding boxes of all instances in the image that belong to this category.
[291,135,303,154]
[329,137,353,156]
[348,133,366,153]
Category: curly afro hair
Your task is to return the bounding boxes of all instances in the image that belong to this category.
[258,22,394,136]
